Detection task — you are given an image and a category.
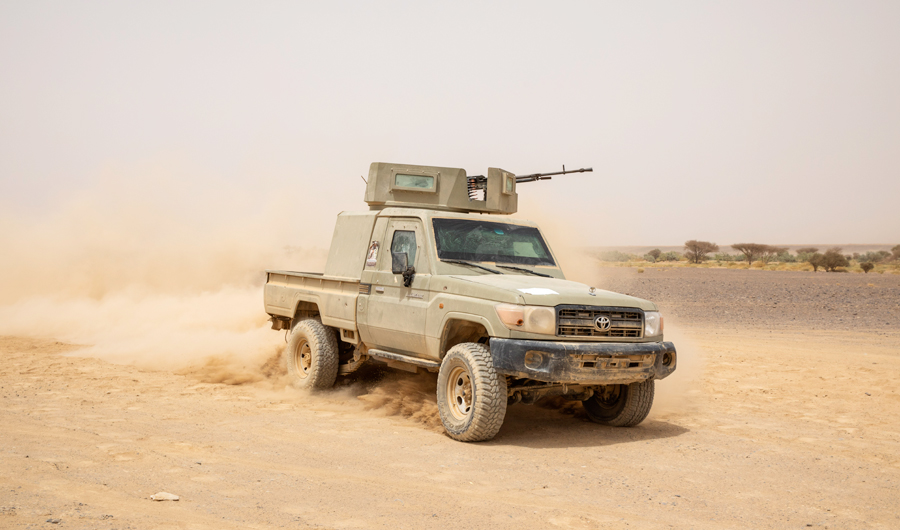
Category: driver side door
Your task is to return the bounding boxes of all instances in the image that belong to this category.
[360,218,430,355]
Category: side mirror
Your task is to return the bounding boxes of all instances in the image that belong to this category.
[391,252,408,274]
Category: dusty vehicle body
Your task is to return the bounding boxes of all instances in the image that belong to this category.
[264,162,676,441]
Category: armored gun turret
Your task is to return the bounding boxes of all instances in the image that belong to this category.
[363,162,592,215]
[364,162,518,214]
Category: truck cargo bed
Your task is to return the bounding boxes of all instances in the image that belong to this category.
[264,270,360,331]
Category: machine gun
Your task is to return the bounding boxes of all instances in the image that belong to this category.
[515,165,593,183]
[467,165,592,200]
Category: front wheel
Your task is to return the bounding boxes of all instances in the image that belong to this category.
[582,380,654,427]
[436,343,507,442]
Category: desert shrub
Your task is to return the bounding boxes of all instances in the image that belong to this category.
[795,247,819,255]
[598,250,633,262]
[647,249,662,260]
[892,244,900,260]
[642,254,656,263]
[659,251,681,262]
[859,250,891,263]
[808,253,825,272]
[761,246,788,264]
[684,240,719,264]
[776,251,797,263]
[637,268,645,273]
[713,252,738,261]
[822,247,850,272]
[861,262,874,273]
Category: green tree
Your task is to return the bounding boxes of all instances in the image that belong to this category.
[822,247,849,272]
[808,253,825,272]
[732,243,768,265]
[647,248,662,260]
[860,250,890,263]
[684,240,720,264]
[760,245,788,264]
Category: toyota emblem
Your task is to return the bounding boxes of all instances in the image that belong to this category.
[594,316,611,331]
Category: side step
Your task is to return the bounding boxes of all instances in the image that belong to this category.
[367,349,440,373]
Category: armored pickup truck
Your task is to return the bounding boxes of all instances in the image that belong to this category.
[264,162,676,442]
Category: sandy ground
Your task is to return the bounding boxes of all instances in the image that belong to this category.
[2,269,900,529]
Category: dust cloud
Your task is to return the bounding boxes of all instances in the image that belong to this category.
[0,173,326,377]
[647,323,705,418]
[514,196,615,287]
[356,371,444,431]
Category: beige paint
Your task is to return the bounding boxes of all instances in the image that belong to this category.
[323,211,378,278]
[364,162,518,215]
[360,217,431,355]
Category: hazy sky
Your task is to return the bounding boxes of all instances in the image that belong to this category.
[2,1,898,247]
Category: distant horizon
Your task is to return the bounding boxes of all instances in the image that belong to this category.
[587,243,896,253]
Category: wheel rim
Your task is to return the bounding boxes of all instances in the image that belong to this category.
[294,340,312,378]
[446,365,474,421]
[594,385,623,410]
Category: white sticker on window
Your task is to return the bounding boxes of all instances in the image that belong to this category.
[517,288,558,295]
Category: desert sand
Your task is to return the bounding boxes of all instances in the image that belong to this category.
[2,268,899,529]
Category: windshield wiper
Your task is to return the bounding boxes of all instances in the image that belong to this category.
[440,259,503,274]
[495,264,552,277]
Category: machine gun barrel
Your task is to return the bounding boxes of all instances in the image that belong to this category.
[515,165,593,183]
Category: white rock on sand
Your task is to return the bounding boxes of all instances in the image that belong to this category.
[150,492,180,501]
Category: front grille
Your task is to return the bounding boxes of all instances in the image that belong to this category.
[556,306,644,338]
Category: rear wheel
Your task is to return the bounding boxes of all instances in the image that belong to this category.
[284,319,339,390]
[436,343,507,442]
[582,380,654,427]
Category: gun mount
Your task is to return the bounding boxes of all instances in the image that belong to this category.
[364,162,592,215]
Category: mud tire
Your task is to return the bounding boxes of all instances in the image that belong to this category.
[436,343,507,442]
[583,379,654,427]
[284,319,339,390]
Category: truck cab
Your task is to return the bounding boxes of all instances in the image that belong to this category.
[264,162,676,442]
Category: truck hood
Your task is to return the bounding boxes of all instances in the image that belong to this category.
[448,274,657,311]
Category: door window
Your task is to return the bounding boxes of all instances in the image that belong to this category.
[390,230,417,267]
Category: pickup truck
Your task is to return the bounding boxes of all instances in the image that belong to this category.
[264,162,676,442]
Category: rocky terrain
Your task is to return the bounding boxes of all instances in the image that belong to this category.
[1,268,898,529]
[598,267,900,332]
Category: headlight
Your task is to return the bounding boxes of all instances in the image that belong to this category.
[494,304,556,335]
[644,311,663,337]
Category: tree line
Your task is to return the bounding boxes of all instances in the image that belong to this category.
[600,243,900,273]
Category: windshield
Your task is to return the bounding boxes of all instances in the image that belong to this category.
[432,218,556,266]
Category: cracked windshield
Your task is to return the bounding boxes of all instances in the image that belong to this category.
[432,218,556,266]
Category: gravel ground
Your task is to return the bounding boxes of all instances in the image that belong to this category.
[592,267,900,332]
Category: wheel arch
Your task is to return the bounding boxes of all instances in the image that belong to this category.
[292,298,321,325]
[439,313,495,359]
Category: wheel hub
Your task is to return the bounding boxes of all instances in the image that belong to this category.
[296,341,312,378]
[447,366,473,420]
[595,385,622,408]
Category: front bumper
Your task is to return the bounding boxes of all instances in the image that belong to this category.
[489,338,677,385]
